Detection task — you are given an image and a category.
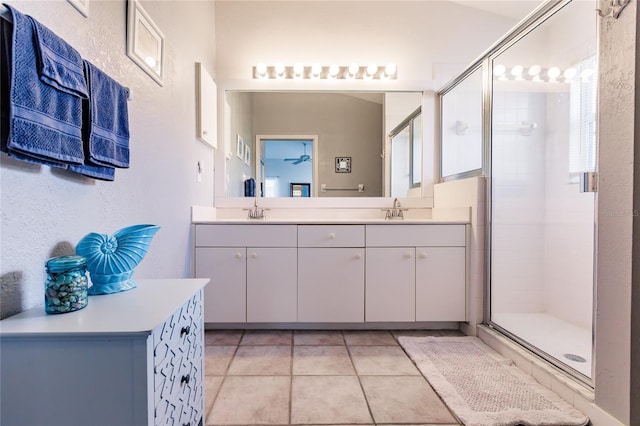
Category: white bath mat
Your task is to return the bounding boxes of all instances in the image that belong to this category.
[398,336,589,426]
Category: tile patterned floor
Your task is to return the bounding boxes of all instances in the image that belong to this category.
[204,329,462,425]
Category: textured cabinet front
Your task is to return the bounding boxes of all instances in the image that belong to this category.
[154,290,204,426]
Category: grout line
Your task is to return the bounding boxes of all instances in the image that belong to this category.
[344,330,376,424]
[289,333,294,425]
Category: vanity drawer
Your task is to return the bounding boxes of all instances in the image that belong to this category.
[298,225,365,247]
[366,224,466,247]
[195,224,297,247]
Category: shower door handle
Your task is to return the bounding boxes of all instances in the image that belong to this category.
[579,172,598,193]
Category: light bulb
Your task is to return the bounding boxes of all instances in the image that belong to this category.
[510,65,523,77]
[580,68,594,80]
[528,65,541,77]
[256,63,267,77]
[274,63,285,79]
[384,63,397,76]
[293,63,304,77]
[563,67,577,80]
[311,63,322,78]
[329,64,340,78]
[547,66,560,80]
[366,63,378,76]
[493,64,506,76]
[348,63,359,77]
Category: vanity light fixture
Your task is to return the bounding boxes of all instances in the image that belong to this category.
[252,62,397,80]
[493,64,594,83]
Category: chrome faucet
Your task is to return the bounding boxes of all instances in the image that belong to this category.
[245,198,266,219]
[385,198,406,220]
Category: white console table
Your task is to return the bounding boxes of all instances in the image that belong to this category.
[0,278,209,426]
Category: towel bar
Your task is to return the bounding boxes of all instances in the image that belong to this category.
[0,4,131,101]
[321,184,365,193]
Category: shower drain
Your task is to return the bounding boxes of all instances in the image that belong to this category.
[563,353,587,363]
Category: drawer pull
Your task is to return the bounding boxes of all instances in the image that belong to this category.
[181,374,190,385]
[180,325,191,336]
[251,252,258,259]
[404,252,412,259]
[419,252,428,259]
[355,254,362,260]
[235,252,242,259]
[328,232,336,239]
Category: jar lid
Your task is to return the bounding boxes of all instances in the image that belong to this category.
[46,255,87,273]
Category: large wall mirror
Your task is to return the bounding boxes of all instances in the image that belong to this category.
[223,91,422,198]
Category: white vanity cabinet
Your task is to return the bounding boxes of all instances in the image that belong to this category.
[194,224,298,323]
[365,247,416,321]
[0,279,208,426]
[415,246,466,321]
[366,225,467,322]
[298,225,365,322]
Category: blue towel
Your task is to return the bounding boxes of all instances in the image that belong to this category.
[82,60,130,168]
[32,16,88,99]
[1,4,84,166]
[68,162,115,181]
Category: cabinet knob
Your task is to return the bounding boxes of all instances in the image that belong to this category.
[404,252,412,259]
[180,325,191,337]
[251,252,258,259]
[235,252,242,259]
[355,254,362,260]
[181,374,190,385]
[203,129,208,136]
[328,232,336,239]
[419,252,428,259]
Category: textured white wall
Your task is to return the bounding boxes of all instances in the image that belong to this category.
[0,0,216,318]
[594,0,637,423]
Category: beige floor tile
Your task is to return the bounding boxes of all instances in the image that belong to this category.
[293,345,355,375]
[228,345,291,375]
[343,330,397,346]
[240,329,293,345]
[349,345,420,375]
[204,376,224,419]
[205,345,237,375]
[294,330,345,345]
[205,329,244,346]
[360,376,457,424]
[291,376,372,424]
[207,376,290,425]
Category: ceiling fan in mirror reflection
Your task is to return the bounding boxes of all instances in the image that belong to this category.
[284,143,311,165]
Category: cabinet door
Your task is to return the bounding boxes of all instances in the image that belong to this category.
[365,248,415,322]
[416,247,466,321]
[247,248,297,322]
[298,248,364,322]
[195,248,246,323]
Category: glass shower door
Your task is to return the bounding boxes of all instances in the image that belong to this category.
[489,0,597,381]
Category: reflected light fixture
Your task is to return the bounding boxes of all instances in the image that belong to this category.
[547,66,561,80]
[528,65,541,77]
[493,64,506,76]
[252,62,397,80]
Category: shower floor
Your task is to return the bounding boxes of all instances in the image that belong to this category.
[491,312,592,378]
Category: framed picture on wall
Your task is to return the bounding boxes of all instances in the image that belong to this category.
[335,157,351,173]
[236,135,244,159]
[244,145,251,165]
[67,0,89,17]
[127,0,165,86]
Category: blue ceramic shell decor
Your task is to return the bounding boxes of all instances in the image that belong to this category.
[76,224,160,295]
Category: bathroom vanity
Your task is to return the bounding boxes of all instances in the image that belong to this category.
[194,218,468,327]
[0,278,209,426]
